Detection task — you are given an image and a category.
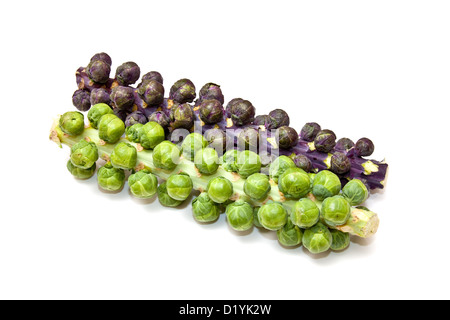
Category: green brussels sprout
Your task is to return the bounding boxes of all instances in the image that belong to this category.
[278,167,311,199]
[59,111,85,136]
[253,207,263,228]
[311,170,341,201]
[181,133,208,161]
[225,200,254,231]
[139,121,165,149]
[236,150,261,178]
[269,155,296,183]
[110,142,137,170]
[157,182,184,207]
[192,193,221,223]
[125,123,144,143]
[66,160,96,180]
[207,176,233,204]
[330,230,350,251]
[128,170,158,199]
[291,198,320,228]
[220,150,239,172]
[321,195,351,227]
[257,202,288,231]
[277,219,303,247]
[302,223,333,254]
[70,140,99,169]
[166,174,193,201]
[98,114,125,144]
[87,103,113,129]
[194,147,219,175]
[97,162,126,191]
[152,141,181,170]
[342,179,369,206]
[243,173,271,200]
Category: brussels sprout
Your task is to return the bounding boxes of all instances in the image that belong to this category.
[225,200,254,231]
[355,138,375,157]
[311,170,341,201]
[277,126,299,149]
[128,170,158,199]
[72,89,91,112]
[67,160,96,180]
[90,52,112,66]
[243,173,271,200]
[125,111,147,127]
[157,182,184,207]
[98,114,125,144]
[267,109,289,129]
[257,202,288,231]
[330,152,351,174]
[278,168,311,199]
[116,61,140,86]
[110,86,135,111]
[113,108,128,122]
[300,122,321,142]
[147,111,171,132]
[141,71,163,84]
[342,179,369,206]
[321,195,351,227]
[170,103,195,130]
[87,103,114,129]
[314,129,336,153]
[87,59,111,84]
[110,142,137,170]
[59,111,85,136]
[204,128,227,153]
[153,141,181,170]
[221,150,239,172]
[199,99,224,124]
[194,147,219,175]
[207,176,233,203]
[302,223,333,254]
[125,123,144,143]
[277,219,303,247]
[253,207,263,228]
[198,83,224,104]
[139,121,165,149]
[330,230,350,251]
[138,79,165,106]
[236,150,261,178]
[192,193,221,223]
[90,88,111,106]
[97,162,125,191]
[166,174,193,201]
[227,98,256,126]
[169,78,196,103]
[292,198,320,228]
[237,128,259,151]
[253,115,270,127]
[335,138,355,152]
[269,155,296,183]
[70,140,99,169]
[181,133,208,161]
[293,154,313,173]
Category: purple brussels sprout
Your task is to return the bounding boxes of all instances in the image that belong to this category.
[169,79,196,103]
[125,111,148,127]
[87,60,111,84]
[148,111,171,131]
[138,80,165,106]
[90,88,111,106]
[335,138,355,152]
[267,109,290,129]
[90,52,112,66]
[355,138,375,157]
[253,115,270,127]
[110,86,135,111]
[72,89,91,112]
[115,61,141,86]
[314,129,336,153]
[170,103,195,130]
[300,122,321,142]
[142,71,163,84]
[198,83,224,104]
[199,99,224,124]
[330,152,351,174]
[226,98,256,126]
[237,127,259,151]
[277,126,299,149]
[113,108,128,122]
[293,154,313,173]
[204,128,228,153]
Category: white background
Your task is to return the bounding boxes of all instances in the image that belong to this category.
[1,0,449,300]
